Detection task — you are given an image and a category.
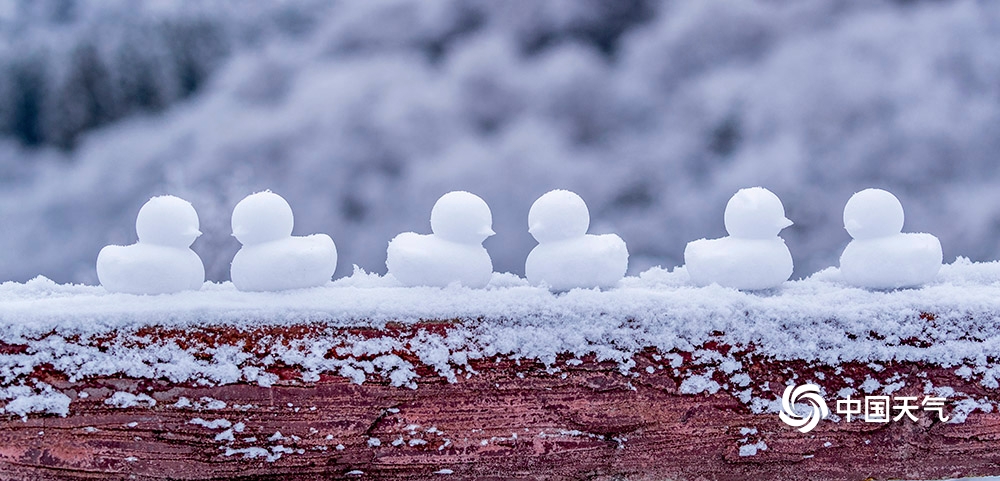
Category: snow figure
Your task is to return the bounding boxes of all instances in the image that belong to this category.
[684,187,794,290]
[97,195,205,294]
[386,191,495,288]
[839,188,942,288]
[525,189,628,291]
[230,191,338,292]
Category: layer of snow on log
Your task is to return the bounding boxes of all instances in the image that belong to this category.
[2,260,1000,418]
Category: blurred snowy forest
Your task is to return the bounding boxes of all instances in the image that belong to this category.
[1,0,999,284]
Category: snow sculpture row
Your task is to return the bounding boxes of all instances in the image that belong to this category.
[96,186,941,295]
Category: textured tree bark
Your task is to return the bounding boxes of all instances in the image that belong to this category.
[0,324,998,481]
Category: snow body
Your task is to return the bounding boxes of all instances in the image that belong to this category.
[230,191,337,292]
[97,195,205,295]
[684,187,793,290]
[386,191,494,288]
[525,190,627,291]
[839,188,942,288]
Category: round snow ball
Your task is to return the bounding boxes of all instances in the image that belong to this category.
[843,188,904,240]
[136,195,201,247]
[231,191,294,245]
[430,191,494,244]
[724,187,792,239]
[528,189,590,243]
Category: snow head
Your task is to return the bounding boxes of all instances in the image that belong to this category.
[430,191,495,244]
[724,187,793,239]
[135,195,201,247]
[528,189,590,243]
[232,191,295,246]
[843,188,904,240]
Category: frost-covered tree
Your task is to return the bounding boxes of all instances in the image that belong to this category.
[1,0,999,285]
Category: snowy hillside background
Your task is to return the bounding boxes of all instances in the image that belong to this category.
[1,0,999,284]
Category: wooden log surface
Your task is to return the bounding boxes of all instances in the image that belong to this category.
[1,323,999,481]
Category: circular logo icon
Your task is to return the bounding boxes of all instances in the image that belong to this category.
[779,383,829,433]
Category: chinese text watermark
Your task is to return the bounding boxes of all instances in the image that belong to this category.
[779,383,949,433]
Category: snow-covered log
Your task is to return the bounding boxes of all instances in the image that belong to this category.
[0,330,998,480]
[3,262,1000,479]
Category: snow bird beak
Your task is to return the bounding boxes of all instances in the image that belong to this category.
[481,227,496,237]
[778,217,793,229]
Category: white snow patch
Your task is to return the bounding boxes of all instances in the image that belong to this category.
[680,373,720,395]
[104,392,156,409]
[189,418,232,429]
[0,383,71,420]
[739,441,767,457]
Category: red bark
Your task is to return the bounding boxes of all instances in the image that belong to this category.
[0,324,998,481]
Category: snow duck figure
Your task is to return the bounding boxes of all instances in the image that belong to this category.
[684,187,794,290]
[525,189,628,291]
[386,191,495,288]
[97,195,205,294]
[839,188,941,289]
[230,191,338,292]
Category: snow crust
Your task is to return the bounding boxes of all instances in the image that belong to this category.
[2,260,1000,419]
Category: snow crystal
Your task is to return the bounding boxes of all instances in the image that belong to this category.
[738,441,767,457]
[0,383,71,420]
[859,377,881,394]
[680,374,720,395]
[948,397,993,424]
[201,398,228,410]
[104,392,156,409]
[434,469,454,475]
[190,418,232,430]
[731,373,751,387]
[224,447,281,462]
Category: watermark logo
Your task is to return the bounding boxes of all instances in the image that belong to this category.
[778,383,950,432]
[779,384,829,433]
